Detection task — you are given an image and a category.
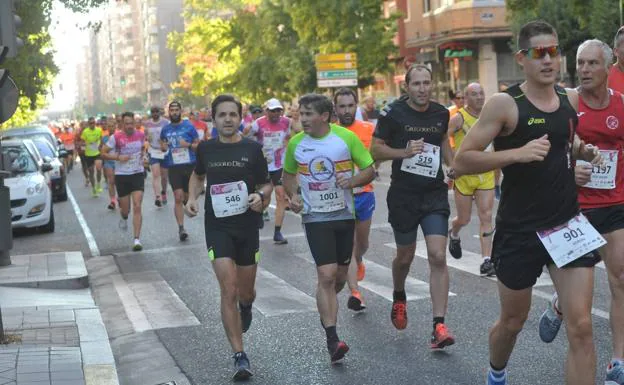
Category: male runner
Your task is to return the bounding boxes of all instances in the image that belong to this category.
[81,116,103,197]
[75,121,89,186]
[609,26,624,93]
[537,39,624,385]
[333,88,375,311]
[185,94,272,381]
[101,112,146,251]
[58,126,74,172]
[160,101,199,241]
[102,117,117,210]
[249,98,291,243]
[453,21,603,385]
[145,106,170,207]
[448,82,496,276]
[283,93,375,363]
[370,64,456,349]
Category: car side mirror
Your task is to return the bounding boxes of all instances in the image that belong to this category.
[41,163,53,172]
[43,156,53,163]
[58,150,68,158]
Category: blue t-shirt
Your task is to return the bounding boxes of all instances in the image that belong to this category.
[160,121,199,167]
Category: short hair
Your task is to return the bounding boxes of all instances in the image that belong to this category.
[333,88,358,105]
[517,20,558,50]
[614,26,624,49]
[88,116,95,121]
[211,94,243,120]
[121,111,134,120]
[298,93,333,117]
[405,64,432,85]
[577,39,613,69]
[168,100,182,109]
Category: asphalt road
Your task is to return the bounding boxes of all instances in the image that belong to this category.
[10,161,617,385]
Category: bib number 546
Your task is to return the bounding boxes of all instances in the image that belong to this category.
[225,195,242,204]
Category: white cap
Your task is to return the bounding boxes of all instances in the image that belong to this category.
[265,98,284,110]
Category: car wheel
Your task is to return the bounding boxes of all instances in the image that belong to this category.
[40,204,55,233]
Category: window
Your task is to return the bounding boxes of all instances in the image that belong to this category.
[423,0,431,13]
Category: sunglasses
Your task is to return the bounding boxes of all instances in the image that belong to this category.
[520,45,561,59]
[454,96,464,100]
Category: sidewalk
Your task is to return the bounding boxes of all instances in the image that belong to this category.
[0,251,119,385]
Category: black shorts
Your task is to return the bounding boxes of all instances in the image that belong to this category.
[115,174,145,198]
[269,169,283,186]
[304,219,355,266]
[168,164,195,193]
[583,204,624,235]
[492,230,601,291]
[83,155,100,168]
[387,186,450,236]
[66,149,74,155]
[205,225,260,266]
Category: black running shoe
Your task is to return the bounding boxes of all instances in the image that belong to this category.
[179,227,188,241]
[232,352,253,381]
[328,340,349,364]
[155,199,162,208]
[448,231,462,259]
[240,303,253,333]
[480,258,496,277]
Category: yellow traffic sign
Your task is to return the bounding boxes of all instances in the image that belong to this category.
[315,53,357,63]
[316,61,357,71]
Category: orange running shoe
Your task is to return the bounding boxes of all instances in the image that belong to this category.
[329,340,349,364]
[347,290,366,311]
[391,300,407,329]
[430,323,455,349]
[357,262,365,281]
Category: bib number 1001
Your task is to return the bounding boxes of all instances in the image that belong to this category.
[563,227,585,242]
[319,192,339,201]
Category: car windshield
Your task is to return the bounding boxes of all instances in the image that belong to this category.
[33,140,55,158]
[2,132,55,148]
[1,145,37,176]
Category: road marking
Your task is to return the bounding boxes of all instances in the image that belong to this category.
[67,186,100,257]
[254,268,318,316]
[111,274,152,332]
[532,289,609,320]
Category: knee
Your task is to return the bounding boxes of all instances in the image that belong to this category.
[427,249,446,269]
[498,312,528,336]
[239,289,256,305]
[132,204,141,215]
[394,251,414,267]
[478,210,493,225]
[220,282,238,303]
[566,314,593,344]
[174,191,184,202]
[455,215,471,227]
[317,271,337,289]
[334,279,346,293]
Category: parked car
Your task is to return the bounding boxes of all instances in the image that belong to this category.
[0,125,60,151]
[1,139,55,233]
[32,138,68,201]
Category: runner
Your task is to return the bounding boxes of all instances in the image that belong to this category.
[453,21,603,385]
[58,126,75,173]
[448,82,496,276]
[102,117,118,210]
[81,116,103,197]
[160,101,200,241]
[249,98,291,243]
[609,26,624,93]
[184,94,272,381]
[333,88,375,311]
[283,93,375,363]
[536,39,624,385]
[75,121,90,187]
[370,64,456,349]
[362,95,380,126]
[145,106,170,207]
[101,111,146,252]
[190,111,208,141]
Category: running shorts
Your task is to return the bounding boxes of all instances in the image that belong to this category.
[83,155,100,168]
[205,224,260,266]
[304,219,355,266]
[354,192,375,221]
[168,164,195,193]
[103,160,115,170]
[269,169,283,186]
[583,204,624,235]
[115,173,145,198]
[454,171,495,196]
[387,186,449,243]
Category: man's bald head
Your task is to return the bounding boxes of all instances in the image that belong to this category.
[464,82,485,114]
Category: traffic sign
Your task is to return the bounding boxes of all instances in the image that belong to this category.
[316,61,357,71]
[317,78,358,88]
[315,53,357,63]
[317,70,358,79]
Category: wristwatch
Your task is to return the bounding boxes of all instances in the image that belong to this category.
[256,190,265,201]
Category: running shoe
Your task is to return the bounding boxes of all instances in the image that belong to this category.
[84,180,89,187]
[132,239,143,252]
[347,290,366,312]
[161,191,168,205]
[448,231,462,259]
[538,293,562,343]
[240,303,253,333]
[96,183,103,194]
[486,368,507,385]
[606,360,624,385]
[391,300,407,330]
[118,218,128,231]
[263,210,270,222]
[155,199,162,208]
[480,258,496,277]
[430,323,455,349]
[232,352,253,381]
[107,201,116,211]
[273,231,288,245]
[179,227,189,241]
[92,187,99,198]
[357,262,365,281]
[328,340,349,364]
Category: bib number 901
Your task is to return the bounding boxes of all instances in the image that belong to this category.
[563,227,585,242]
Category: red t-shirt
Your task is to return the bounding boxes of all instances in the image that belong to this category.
[191,119,208,139]
[608,65,624,94]
[577,89,624,208]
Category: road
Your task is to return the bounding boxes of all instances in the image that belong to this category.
[11,161,615,385]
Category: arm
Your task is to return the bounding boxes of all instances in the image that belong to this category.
[191,138,200,152]
[441,131,454,167]
[188,171,205,204]
[253,182,273,210]
[100,144,115,161]
[282,171,298,199]
[371,137,411,161]
[348,166,375,188]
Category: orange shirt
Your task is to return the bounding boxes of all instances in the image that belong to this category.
[609,65,624,94]
[346,120,375,193]
[58,132,75,149]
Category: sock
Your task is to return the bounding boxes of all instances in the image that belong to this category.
[393,290,406,302]
[490,362,506,374]
[449,231,459,240]
[324,325,339,344]
[122,215,128,220]
[274,226,281,234]
[179,225,184,231]
[433,317,445,329]
[553,297,562,316]
[483,256,490,262]
[239,301,253,311]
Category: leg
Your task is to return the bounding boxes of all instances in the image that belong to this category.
[547,265,596,385]
[118,194,130,220]
[603,229,624,360]
[347,218,372,291]
[450,190,473,238]
[424,234,449,318]
[316,263,339,327]
[80,154,89,182]
[105,168,116,202]
[95,159,102,184]
[173,189,185,226]
[236,264,258,306]
[87,164,95,189]
[392,241,416,292]
[161,167,169,196]
[474,189,495,258]
[131,190,143,239]
[274,185,286,228]
[151,162,162,198]
[212,258,244,352]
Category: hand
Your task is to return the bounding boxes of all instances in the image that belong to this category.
[515,134,550,163]
[248,193,263,213]
[579,142,602,165]
[118,154,130,162]
[404,139,424,158]
[289,194,303,213]
[335,174,352,189]
[446,168,456,180]
[574,163,593,186]
[180,139,190,148]
[184,200,199,218]
[264,152,274,164]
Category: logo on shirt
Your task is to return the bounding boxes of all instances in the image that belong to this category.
[606,116,619,130]
[527,117,546,126]
[241,156,248,162]
[309,156,335,181]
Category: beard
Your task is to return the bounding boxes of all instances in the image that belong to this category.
[170,114,181,123]
[338,115,354,126]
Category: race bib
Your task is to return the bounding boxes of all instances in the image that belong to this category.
[578,150,618,190]
[171,147,191,164]
[149,147,166,160]
[126,153,142,169]
[89,142,99,152]
[263,132,282,151]
[210,181,249,218]
[400,143,440,178]
[308,182,345,213]
[537,213,606,268]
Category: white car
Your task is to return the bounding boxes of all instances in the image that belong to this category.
[32,138,68,201]
[2,139,55,233]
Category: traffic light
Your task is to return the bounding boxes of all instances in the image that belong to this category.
[116,97,123,105]
[120,76,126,86]
[0,0,23,58]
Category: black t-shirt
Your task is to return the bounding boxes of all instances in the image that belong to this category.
[195,137,270,229]
[374,96,449,192]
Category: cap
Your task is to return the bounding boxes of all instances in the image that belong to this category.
[265,98,283,111]
[169,100,182,109]
[250,105,263,113]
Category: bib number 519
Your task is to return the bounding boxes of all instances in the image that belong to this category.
[417,155,433,165]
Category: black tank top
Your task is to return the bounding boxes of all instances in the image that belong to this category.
[494,84,579,232]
